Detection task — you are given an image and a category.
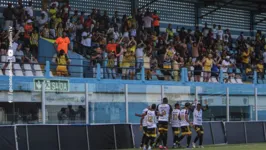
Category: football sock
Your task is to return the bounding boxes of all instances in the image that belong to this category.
[141,134,147,147]
[199,134,203,146]
[177,135,185,143]
[187,135,191,148]
[194,135,199,143]
[150,137,155,147]
[162,132,168,146]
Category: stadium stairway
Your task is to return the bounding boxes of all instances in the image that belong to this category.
[38,38,86,78]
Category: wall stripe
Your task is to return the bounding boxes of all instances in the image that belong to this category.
[201,6,251,33]
[255,12,266,32]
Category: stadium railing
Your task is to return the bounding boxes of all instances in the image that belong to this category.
[1,52,257,84]
[35,59,259,84]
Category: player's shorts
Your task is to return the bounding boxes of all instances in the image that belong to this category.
[146,128,157,137]
[158,121,168,132]
[181,126,192,135]
[143,126,148,134]
[194,125,204,134]
[172,127,180,135]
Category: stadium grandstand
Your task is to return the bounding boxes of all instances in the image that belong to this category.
[0,0,265,83]
[0,0,266,150]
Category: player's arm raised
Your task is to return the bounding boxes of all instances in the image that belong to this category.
[135,112,147,117]
[135,113,143,117]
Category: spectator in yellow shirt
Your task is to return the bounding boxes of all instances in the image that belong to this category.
[49,3,57,19]
[50,13,62,38]
[202,54,214,82]
[56,23,64,38]
[241,48,250,81]
[56,50,70,76]
[246,65,253,77]
[242,48,250,64]
[121,51,131,79]
[166,24,174,40]
[128,37,137,52]
[128,51,136,80]
[256,60,264,80]
[30,29,39,58]
[52,13,62,29]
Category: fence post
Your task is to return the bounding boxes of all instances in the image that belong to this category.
[181,68,188,82]
[180,68,184,82]
[96,63,101,81]
[195,86,198,100]
[125,84,129,123]
[42,81,46,124]
[219,69,223,83]
[226,87,230,122]
[255,87,258,121]
[253,71,257,84]
[57,125,61,150]
[45,61,50,77]
[14,125,19,150]
[113,125,117,150]
[103,52,108,79]
[161,85,164,102]
[141,66,145,82]
[184,68,187,82]
[85,83,89,124]
[26,125,30,150]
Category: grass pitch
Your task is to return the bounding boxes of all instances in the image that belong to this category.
[125,143,266,150]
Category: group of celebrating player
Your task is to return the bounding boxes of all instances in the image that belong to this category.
[135,97,208,150]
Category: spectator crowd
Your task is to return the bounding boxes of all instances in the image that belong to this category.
[1,0,266,83]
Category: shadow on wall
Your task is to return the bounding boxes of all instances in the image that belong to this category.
[89,102,150,123]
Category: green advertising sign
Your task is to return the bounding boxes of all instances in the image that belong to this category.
[34,79,69,92]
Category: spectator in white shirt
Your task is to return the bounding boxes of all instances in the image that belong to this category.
[142,13,153,34]
[212,24,217,40]
[15,48,24,63]
[217,25,223,41]
[113,27,121,41]
[50,0,59,8]
[66,19,74,30]
[202,22,209,37]
[12,39,19,55]
[1,50,16,71]
[37,11,48,31]
[107,24,115,39]
[221,56,231,82]
[24,1,33,19]
[222,56,231,72]
[81,28,92,56]
[230,55,236,65]
[123,30,129,38]
[135,41,145,70]
[130,22,137,37]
